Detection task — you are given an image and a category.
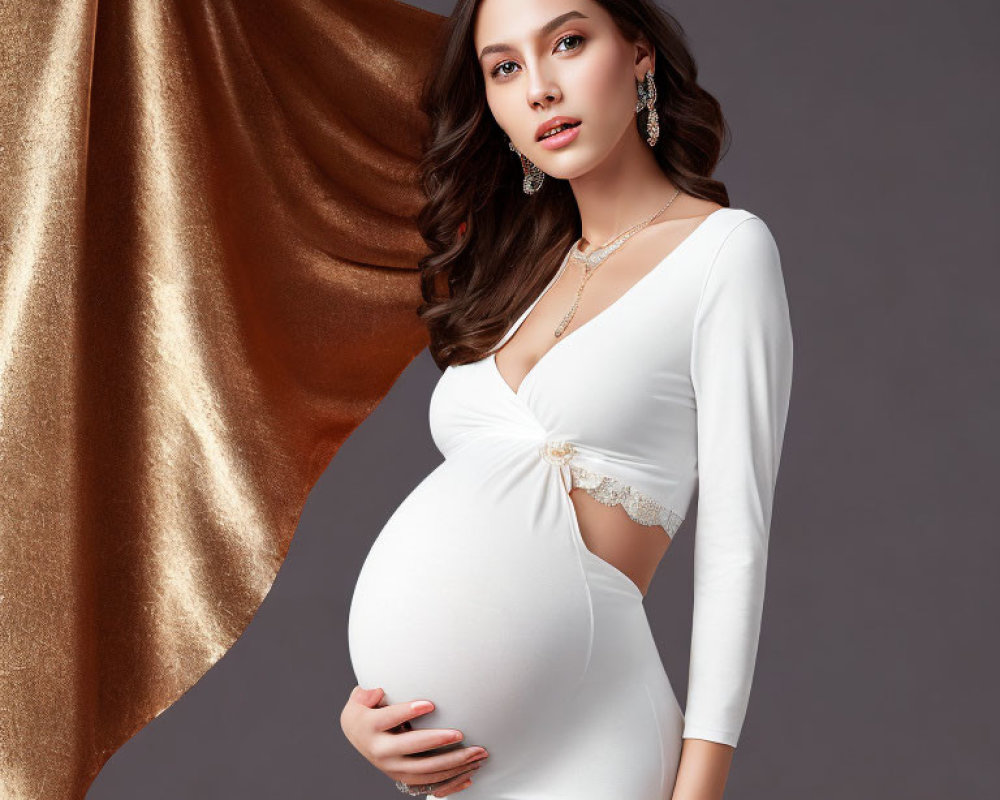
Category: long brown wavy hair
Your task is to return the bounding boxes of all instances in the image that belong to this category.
[415,0,731,369]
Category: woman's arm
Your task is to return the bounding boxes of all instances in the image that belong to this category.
[673,214,794,797]
[672,739,735,800]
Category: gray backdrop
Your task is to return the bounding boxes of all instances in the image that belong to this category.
[88,0,999,797]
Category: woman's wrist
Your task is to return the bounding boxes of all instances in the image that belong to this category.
[669,737,734,800]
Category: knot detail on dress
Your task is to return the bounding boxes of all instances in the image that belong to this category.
[539,439,576,493]
[539,440,576,466]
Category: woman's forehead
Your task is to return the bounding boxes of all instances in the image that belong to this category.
[473,0,600,50]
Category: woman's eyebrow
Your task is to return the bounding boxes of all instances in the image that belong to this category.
[478,10,589,61]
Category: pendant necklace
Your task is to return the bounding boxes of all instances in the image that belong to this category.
[553,187,681,337]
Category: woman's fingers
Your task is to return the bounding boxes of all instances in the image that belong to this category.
[389,726,468,757]
[350,689,490,790]
[370,696,474,758]
[388,741,489,784]
[372,697,443,733]
[403,764,479,798]
[350,684,385,709]
[429,769,477,797]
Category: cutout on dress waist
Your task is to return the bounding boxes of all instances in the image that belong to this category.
[568,464,684,537]
[539,441,684,538]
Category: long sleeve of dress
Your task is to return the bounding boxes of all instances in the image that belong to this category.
[682,215,794,748]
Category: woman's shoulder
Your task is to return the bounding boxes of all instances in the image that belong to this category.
[699,208,786,304]
[641,201,782,290]
[708,206,772,238]
[655,204,778,268]
[651,201,773,252]
[699,206,779,262]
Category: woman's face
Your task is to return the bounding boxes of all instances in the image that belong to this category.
[473,0,652,181]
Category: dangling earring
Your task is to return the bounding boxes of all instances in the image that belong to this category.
[507,137,545,195]
[635,69,660,147]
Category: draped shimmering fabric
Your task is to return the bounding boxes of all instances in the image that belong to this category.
[0,1,445,796]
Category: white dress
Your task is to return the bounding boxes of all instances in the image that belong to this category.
[348,207,794,798]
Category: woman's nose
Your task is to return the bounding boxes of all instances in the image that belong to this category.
[526,75,561,108]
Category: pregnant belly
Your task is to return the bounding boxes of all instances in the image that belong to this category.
[347,452,593,756]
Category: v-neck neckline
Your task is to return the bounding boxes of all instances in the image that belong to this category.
[491,208,726,398]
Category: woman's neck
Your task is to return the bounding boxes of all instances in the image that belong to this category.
[568,132,678,248]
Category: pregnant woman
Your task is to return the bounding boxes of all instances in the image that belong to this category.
[343,1,793,798]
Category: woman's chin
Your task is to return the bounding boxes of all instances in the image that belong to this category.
[536,157,600,182]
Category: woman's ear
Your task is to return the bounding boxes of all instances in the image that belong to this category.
[634,36,655,78]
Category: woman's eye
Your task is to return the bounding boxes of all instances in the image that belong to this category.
[555,34,584,52]
[489,34,585,81]
[492,61,517,79]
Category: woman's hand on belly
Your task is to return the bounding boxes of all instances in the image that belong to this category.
[340,685,489,796]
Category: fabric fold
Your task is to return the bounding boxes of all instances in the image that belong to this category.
[0,1,445,796]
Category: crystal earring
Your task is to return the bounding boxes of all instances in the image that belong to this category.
[635,69,660,147]
[507,137,545,195]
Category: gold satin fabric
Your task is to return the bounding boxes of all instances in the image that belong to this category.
[0,1,445,796]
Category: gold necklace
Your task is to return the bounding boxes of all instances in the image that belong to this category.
[552,188,681,337]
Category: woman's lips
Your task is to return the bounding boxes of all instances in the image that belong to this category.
[538,121,581,151]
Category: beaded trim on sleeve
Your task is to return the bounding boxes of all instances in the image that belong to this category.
[568,463,684,536]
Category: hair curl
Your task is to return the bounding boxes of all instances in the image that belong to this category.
[415,0,730,368]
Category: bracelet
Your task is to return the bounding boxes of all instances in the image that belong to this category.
[394,778,443,795]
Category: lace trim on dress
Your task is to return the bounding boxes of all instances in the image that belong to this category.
[538,440,684,536]
[568,463,685,536]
